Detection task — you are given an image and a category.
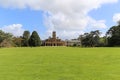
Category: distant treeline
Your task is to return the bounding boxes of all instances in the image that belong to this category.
[1,22,120,47]
[0,30,41,47]
[79,22,120,47]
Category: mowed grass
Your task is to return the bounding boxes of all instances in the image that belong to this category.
[0,47,120,80]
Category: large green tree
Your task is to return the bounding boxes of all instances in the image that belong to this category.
[81,30,100,47]
[22,31,30,47]
[0,30,13,47]
[29,31,41,47]
[106,23,120,46]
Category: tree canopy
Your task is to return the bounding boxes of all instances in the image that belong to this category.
[29,31,41,47]
[22,31,30,47]
[107,24,120,46]
[81,30,100,47]
[0,30,13,47]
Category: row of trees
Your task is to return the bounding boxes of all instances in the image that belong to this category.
[78,30,106,47]
[1,22,120,47]
[0,30,41,47]
[22,31,41,47]
[78,22,120,47]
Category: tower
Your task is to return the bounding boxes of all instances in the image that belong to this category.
[52,31,56,39]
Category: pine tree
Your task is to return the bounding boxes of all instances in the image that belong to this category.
[29,31,41,47]
[22,31,30,47]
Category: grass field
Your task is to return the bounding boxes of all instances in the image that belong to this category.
[0,47,120,80]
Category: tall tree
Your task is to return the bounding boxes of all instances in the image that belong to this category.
[106,23,120,46]
[22,31,30,47]
[81,30,100,47]
[81,33,90,47]
[29,31,41,47]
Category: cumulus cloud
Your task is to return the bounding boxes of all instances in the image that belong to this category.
[0,0,118,39]
[1,24,25,37]
[113,13,120,23]
[89,18,107,29]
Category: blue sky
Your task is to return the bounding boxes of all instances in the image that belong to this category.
[0,0,120,39]
[89,1,120,27]
[87,1,120,33]
[0,8,46,38]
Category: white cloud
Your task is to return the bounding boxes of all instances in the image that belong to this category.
[1,24,25,37]
[113,13,120,23]
[89,18,107,29]
[0,0,118,39]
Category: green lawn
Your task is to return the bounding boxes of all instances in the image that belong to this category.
[0,47,120,80]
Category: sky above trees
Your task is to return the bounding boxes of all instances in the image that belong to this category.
[0,0,120,40]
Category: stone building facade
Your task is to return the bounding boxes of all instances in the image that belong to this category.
[43,31,65,46]
[65,39,81,46]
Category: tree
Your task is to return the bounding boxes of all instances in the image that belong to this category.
[81,33,90,47]
[22,31,30,47]
[99,37,106,47]
[0,30,13,47]
[29,31,41,47]
[0,39,13,47]
[106,24,120,46]
[13,36,23,47]
[81,30,100,47]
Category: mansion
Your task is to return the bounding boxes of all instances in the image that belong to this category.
[42,31,81,46]
[43,31,65,46]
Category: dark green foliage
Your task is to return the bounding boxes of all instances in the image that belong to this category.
[22,31,30,47]
[0,30,5,43]
[107,24,120,46]
[29,31,41,47]
[81,30,100,47]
